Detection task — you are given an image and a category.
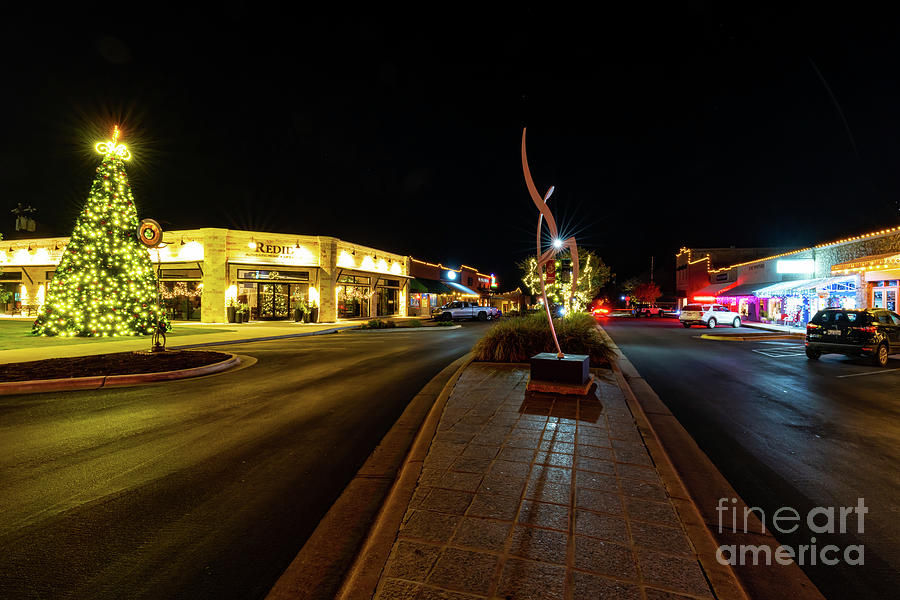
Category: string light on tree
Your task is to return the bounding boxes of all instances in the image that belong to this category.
[32,126,168,337]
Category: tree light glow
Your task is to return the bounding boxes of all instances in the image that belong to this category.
[32,128,167,337]
[94,125,132,161]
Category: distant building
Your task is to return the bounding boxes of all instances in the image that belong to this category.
[676,225,900,325]
[407,259,495,316]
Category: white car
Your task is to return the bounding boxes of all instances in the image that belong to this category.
[679,303,742,329]
[433,301,498,321]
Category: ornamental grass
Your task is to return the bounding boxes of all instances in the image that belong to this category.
[473,312,616,366]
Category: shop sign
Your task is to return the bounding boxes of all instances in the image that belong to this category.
[776,259,815,274]
[252,242,297,256]
[715,273,729,282]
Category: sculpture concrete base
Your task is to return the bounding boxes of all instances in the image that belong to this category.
[527,352,592,396]
[529,352,589,383]
[526,374,595,396]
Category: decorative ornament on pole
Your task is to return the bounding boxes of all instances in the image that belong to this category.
[521,128,579,359]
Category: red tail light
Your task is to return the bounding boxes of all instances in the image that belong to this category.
[807,323,820,331]
[857,326,877,334]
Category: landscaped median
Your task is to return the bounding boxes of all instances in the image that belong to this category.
[0,350,238,395]
[472,312,616,366]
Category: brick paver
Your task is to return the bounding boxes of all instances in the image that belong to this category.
[373,363,714,599]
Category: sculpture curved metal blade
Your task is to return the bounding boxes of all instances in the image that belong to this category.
[521,128,579,358]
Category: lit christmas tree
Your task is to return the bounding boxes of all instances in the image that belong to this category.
[32,127,168,337]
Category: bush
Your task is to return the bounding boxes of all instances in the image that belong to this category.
[405,319,424,327]
[361,318,396,329]
[434,319,455,327]
[473,312,615,366]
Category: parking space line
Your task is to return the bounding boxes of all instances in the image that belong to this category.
[836,368,900,378]
[751,346,807,358]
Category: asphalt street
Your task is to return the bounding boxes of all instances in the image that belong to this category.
[0,322,490,600]
[603,317,900,600]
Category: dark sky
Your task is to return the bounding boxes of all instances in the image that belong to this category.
[2,6,899,291]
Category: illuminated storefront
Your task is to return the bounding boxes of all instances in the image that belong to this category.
[407,259,494,316]
[832,251,900,313]
[679,225,900,325]
[0,228,410,323]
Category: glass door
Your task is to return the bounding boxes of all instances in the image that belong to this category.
[258,283,290,320]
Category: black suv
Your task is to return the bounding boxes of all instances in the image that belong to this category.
[806,308,900,366]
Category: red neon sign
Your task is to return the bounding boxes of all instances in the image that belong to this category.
[693,295,717,302]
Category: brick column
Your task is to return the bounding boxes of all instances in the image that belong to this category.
[317,236,338,322]
[200,228,227,323]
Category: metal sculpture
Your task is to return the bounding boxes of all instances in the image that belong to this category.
[521,128,579,358]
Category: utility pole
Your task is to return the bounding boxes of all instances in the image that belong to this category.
[650,255,654,283]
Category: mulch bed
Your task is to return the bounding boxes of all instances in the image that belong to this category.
[0,350,231,383]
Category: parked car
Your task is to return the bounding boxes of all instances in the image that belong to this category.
[592,306,610,318]
[433,301,498,321]
[632,304,664,317]
[659,306,681,317]
[679,303,742,328]
[805,308,900,366]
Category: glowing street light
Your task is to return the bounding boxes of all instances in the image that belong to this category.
[552,238,563,249]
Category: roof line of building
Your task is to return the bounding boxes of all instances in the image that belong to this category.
[679,224,900,274]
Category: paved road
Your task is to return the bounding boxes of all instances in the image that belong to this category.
[0,323,490,600]
[603,317,900,600]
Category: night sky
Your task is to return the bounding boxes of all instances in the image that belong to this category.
[2,7,899,292]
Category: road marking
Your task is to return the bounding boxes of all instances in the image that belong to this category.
[751,345,807,358]
[836,368,900,378]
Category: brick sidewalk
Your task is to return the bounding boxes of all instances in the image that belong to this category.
[372,363,714,600]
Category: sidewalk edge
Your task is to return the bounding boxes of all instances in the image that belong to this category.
[334,352,474,600]
[597,324,824,600]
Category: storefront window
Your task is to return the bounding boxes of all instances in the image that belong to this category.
[338,285,370,318]
[289,284,309,312]
[160,281,202,321]
[238,269,309,281]
[872,280,899,311]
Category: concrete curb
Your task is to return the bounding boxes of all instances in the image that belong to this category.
[740,322,806,335]
[0,352,240,396]
[700,333,805,342]
[171,326,358,349]
[342,325,462,333]
[266,352,474,600]
[596,324,825,600]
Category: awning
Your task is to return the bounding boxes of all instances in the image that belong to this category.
[445,281,481,296]
[717,282,779,297]
[409,278,452,294]
[753,279,817,297]
[792,275,858,294]
[753,275,859,297]
[691,282,736,298]
[832,251,900,273]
